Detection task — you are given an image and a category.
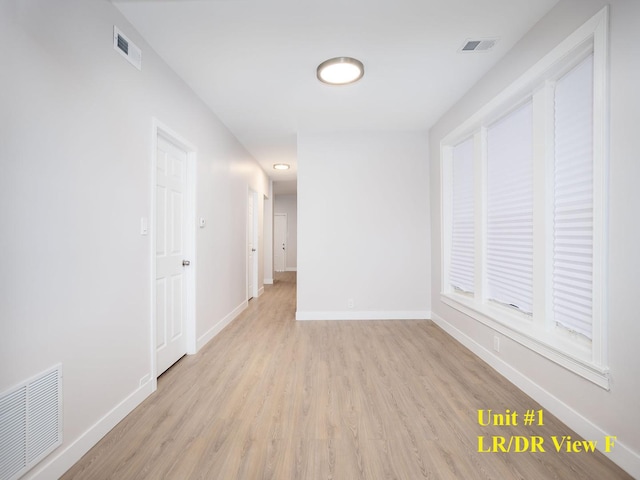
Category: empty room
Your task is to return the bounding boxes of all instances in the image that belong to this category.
[1,0,639,479]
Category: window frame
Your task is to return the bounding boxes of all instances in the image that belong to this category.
[440,7,609,389]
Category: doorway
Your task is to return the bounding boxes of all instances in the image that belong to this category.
[274,213,287,272]
[247,190,259,300]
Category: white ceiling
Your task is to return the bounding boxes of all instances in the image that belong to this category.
[113,0,558,191]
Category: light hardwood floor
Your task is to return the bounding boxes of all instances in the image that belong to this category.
[63,272,631,479]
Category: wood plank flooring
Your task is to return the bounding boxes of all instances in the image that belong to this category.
[62,272,631,479]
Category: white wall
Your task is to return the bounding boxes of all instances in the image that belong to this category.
[429,0,640,476]
[274,194,298,271]
[0,1,268,478]
[297,131,430,320]
[264,181,274,284]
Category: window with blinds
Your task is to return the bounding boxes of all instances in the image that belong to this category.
[450,138,475,293]
[440,7,608,385]
[486,102,534,314]
[553,54,594,339]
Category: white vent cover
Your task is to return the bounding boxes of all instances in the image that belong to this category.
[113,26,142,70]
[0,365,62,480]
[459,38,499,53]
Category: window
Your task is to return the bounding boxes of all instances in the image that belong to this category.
[441,8,608,388]
[450,139,475,294]
[486,102,534,314]
[553,55,594,339]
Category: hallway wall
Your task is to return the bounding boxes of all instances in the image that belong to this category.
[0,1,268,478]
[297,130,430,320]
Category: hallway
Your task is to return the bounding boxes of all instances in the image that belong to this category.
[62,272,630,479]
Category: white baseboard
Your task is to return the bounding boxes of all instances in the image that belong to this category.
[430,312,640,479]
[258,286,265,297]
[264,278,274,285]
[285,267,297,272]
[28,379,155,480]
[28,300,253,479]
[296,310,431,321]
[196,300,248,352]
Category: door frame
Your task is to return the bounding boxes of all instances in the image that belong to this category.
[150,118,197,389]
[247,189,259,300]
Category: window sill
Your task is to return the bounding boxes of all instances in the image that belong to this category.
[441,292,610,390]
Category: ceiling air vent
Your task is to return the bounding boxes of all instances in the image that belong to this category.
[113,26,142,70]
[459,38,499,53]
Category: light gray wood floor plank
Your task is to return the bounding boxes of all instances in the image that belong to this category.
[62,272,631,479]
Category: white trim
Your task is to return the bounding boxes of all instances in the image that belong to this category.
[149,123,159,392]
[590,5,609,371]
[196,300,248,352]
[258,286,265,297]
[185,150,197,355]
[264,278,274,285]
[28,381,154,480]
[296,310,430,321]
[285,267,297,272]
[441,294,609,389]
[430,312,640,479]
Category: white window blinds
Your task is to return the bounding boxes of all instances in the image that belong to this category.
[553,54,594,339]
[486,102,534,313]
[450,139,475,293]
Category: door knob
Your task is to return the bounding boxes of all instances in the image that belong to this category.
[252,248,256,252]
[182,260,190,266]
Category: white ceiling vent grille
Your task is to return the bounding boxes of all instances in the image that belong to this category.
[459,38,499,53]
[113,26,142,70]
[0,365,62,480]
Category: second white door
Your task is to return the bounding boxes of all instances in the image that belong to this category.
[247,191,258,300]
[274,213,287,272]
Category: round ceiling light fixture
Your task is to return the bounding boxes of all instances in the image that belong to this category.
[273,163,290,170]
[317,57,364,85]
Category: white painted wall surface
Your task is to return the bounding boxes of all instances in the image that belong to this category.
[297,131,430,320]
[274,194,298,271]
[264,181,274,284]
[429,0,640,476]
[0,1,267,478]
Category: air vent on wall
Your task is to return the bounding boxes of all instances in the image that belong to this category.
[459,38,499,53]
[113,26,142,70]
[0,365,62,480]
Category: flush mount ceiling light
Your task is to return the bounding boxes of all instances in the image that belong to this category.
[317,57,364,85]
[273,163,290,170]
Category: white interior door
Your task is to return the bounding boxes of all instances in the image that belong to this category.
[156,136,188,376]
[247,192,255,299]
[274,213,287,272]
